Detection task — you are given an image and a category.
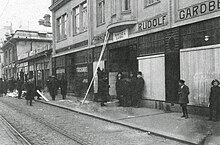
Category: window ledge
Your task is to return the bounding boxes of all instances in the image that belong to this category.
[144,1,160,8]
[73,30,87,37]
[57,37,67,43]
[97,22,106,27]
[121,10,131,14]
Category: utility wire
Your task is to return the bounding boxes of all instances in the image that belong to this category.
[0,0,10,19]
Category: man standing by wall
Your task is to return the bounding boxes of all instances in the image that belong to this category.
[133,72,144,108]
[178,80,190,119]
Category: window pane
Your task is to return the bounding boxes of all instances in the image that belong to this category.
[74,7,80,34]
[82,2,87,31]
[97,0,105,25]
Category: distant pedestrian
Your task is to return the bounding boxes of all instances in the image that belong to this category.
[16,78,23,99]
[60,75,67,100]
[178,80,190,119]
[209,79,220,121]
[0,78,3,97]
[3,78,8,95]
[25,78,35,106]
[116,72,124,106]
[133,72,144,108]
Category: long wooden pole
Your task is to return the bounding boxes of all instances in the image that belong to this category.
[81,31,109,104]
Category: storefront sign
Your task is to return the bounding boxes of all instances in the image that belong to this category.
[138,13,168,31]
[178,0,220,21]
[76,67,88,73]
[113,29,128,41]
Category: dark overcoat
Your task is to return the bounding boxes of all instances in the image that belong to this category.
[116,78,124,97]
[135,77,144,99]
[60,78,67,96]
[178,85,190,104]
[25,81,35,100]
[209,86,220,106]
[0,80,3,94]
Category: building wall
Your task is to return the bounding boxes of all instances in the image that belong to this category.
[53,0,89,51]
[50,0,220,108]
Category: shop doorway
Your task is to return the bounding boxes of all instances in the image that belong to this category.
[108,45,138,96]
[165,37,180,103]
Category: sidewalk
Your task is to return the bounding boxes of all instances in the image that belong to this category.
[39,92,220,145]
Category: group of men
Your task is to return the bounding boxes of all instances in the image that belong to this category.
[96,69,145,107]
[0,74,68,106]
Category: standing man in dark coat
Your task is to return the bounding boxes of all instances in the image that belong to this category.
[133,72,144,107]
[209,79,220,121]
[99,71,109,106]
[60,75,67,100]
[3,78,8,95]
[116,72,124,106]
[0,78,3,97]
[128,72,136,107]
[47,76,58,101]
[25,78,35,106]
[178,80,190,119]
[16,78,23,99]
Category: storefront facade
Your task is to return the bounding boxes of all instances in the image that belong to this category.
[50,0,220,114]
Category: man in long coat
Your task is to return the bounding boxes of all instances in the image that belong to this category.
[133,72,144,108]
[209,79,220,121]
[60,75,67,100]
[178,80,190,119]
[0,78,3,97]
[47,76,58,101]
[25,78,35,106]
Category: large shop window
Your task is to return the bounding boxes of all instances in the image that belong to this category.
[180,18,220,49]
[138,31,165,56]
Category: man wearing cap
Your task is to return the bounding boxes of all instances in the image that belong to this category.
[178,80,190,119]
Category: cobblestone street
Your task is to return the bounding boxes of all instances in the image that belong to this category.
[0,97,186,145]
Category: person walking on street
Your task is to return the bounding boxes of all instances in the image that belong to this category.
[3,78,8,96]
[116,72,124,106]
[209,79,220,121]
[99,71,109,106]
[178,80,190,119]
[60,75,67,100]
[16,78,23,99]
[0,78,3,97]
[25,78,35,106]
[133,72,144,108]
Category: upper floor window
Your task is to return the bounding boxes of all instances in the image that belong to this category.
[56,13,68,41]
[57,17,62,40]
[122,0,131,11]
[63,14,68,38]
[72,1,88,35]
[97,0,105,26]
[111,0,116,15]
[145,0,160,7]
[73,6,80,34]
[82,2,88,31]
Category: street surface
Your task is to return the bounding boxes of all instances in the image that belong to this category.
[0,97,186,145]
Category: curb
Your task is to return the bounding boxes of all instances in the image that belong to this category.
[38,100,201,145]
